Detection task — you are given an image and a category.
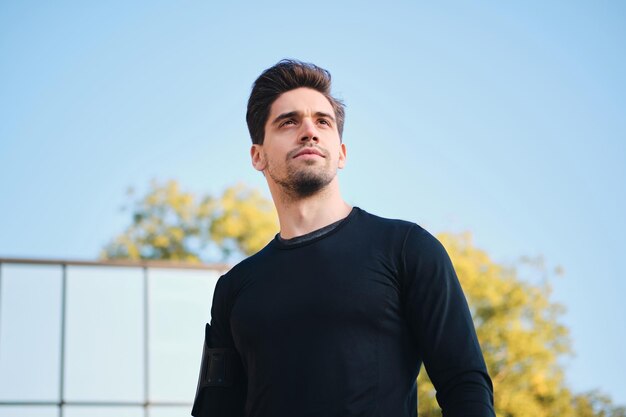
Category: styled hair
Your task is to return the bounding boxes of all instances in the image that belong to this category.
[246,59,345,145]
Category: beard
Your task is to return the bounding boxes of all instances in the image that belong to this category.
[266,146,336,199]
[280,165,334,198]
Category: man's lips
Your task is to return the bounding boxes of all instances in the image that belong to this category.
[293,148,325,158]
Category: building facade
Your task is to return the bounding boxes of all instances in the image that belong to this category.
[0,258,227,417]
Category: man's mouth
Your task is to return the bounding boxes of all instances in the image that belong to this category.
[293,148,325,158]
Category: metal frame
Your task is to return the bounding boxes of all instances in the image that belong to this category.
[0,257,229,416]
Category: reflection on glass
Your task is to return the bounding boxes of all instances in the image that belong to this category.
[64,266,143,402]
[64,406,143,417]
[0,406,58,417]
[0,264,61,401]
[148,268,220,402]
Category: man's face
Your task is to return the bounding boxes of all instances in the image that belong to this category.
[251,87,346,198]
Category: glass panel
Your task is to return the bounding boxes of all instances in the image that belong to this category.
[0,406,58,417]
[148,406,191,417]
[0,264,62,401]
[64,266,144,402]
[64,406,143,417]
[148,268,220,402]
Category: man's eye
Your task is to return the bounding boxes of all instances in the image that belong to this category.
[318,119,330,126]
[281,120,296,127]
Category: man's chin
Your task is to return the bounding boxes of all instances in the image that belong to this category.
[291,157,324,167]
[271,171,327,197]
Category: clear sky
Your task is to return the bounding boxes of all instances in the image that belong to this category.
[1,0,625,406]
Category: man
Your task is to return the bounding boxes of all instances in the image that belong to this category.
[192,59,495,417]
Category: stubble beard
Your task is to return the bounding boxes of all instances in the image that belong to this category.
[266,152,336,199]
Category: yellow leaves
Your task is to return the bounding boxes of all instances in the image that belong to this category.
[101,180,278,262]
[209,182,279,257]
[531,372,551,397]
[197,198,215,218]
[153,235,169,248]
[126,242,140,260]
[168,226,184,241]
[220,216,245,238]
[416,231,579,417]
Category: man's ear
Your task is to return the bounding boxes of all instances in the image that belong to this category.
[338,143,347,169]
[251,144,266,171]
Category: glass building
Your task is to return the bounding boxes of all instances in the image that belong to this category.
[0,258,227,417]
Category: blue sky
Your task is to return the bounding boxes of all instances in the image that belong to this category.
[1,0,625,406]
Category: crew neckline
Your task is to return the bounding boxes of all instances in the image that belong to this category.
[272,207,359,249]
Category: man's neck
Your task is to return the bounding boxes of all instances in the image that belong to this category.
[269,179,352,239]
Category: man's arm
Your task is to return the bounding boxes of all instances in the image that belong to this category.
[402,225,495,417]
[192,276,247,417]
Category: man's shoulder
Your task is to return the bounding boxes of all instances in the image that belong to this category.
[217,238,276,286]
[355,207,441,252]
[355,207,423,236]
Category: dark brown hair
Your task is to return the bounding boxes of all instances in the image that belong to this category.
[246,59,345,145]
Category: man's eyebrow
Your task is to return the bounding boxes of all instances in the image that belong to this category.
[272,111,299,125]
[314,112,336,122]
[271,111,336,125]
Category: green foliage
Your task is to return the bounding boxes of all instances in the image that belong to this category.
[100,180,278,262]
[417,231,624,417]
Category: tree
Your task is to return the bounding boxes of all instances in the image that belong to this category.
[571,391,626,417]
[417,231,624,417]
[100,180,278,262]
[209,183,279,259]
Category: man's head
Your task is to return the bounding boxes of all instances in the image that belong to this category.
[247,60,347,199]
[246,59,345,145]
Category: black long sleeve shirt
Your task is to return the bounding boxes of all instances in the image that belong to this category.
[203,207,495,417]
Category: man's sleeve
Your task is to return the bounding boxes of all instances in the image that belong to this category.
[402,225,495,417]
[191,275,247,417]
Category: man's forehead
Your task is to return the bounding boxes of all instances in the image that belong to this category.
[269,88,334,116]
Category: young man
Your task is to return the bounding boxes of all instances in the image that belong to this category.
[192,60,495,417]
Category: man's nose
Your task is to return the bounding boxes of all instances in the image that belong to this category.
[299,119,319,143]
